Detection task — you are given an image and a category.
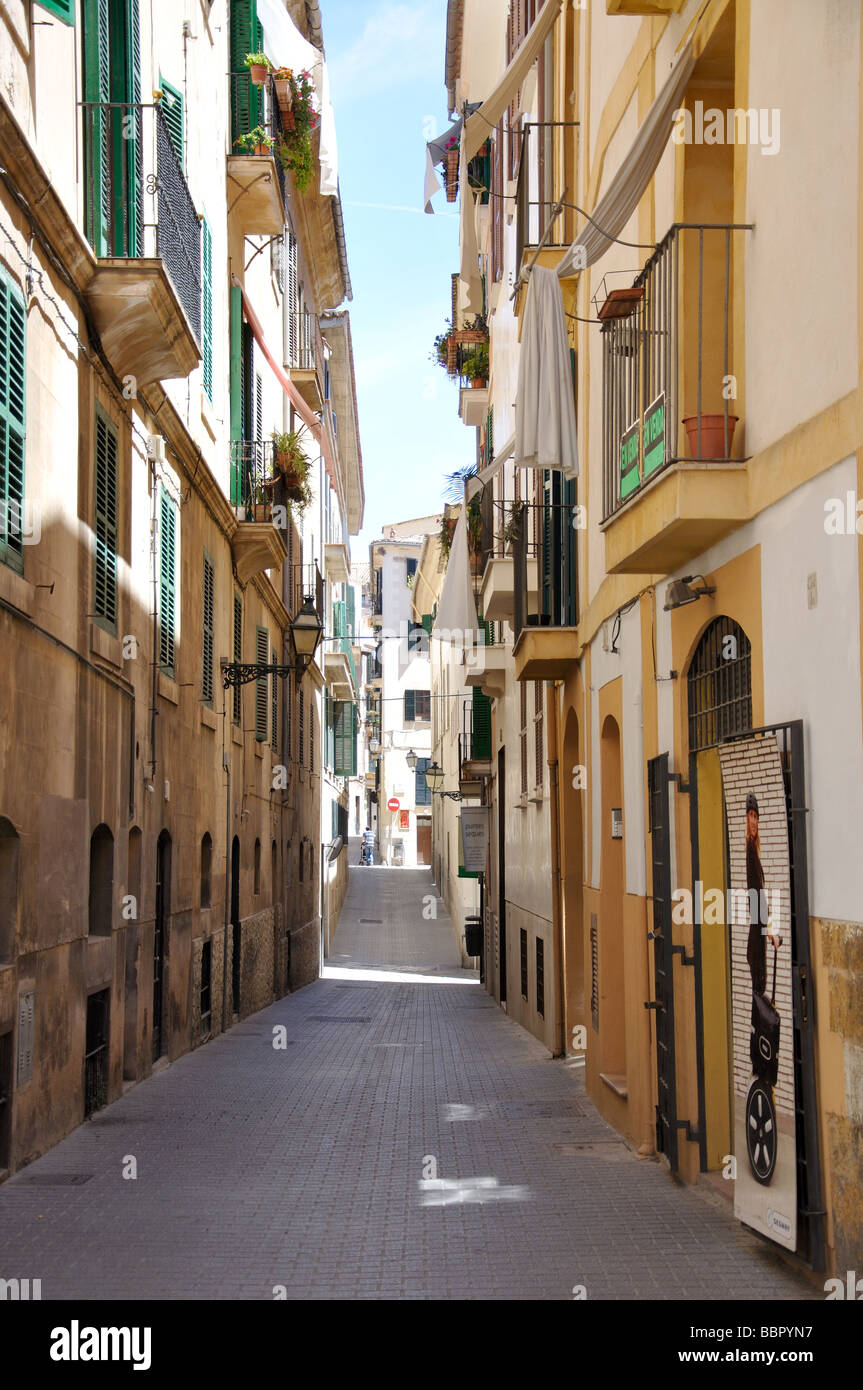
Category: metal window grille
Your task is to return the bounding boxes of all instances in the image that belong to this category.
[687,617,752,752]
[520,929,528,999]
[232,594,242,724]
[536,937,545,1018]
[202,552,214,706]
[84,989,109,1117]
[590,914,599,1032]
[200,939,212,1035]
[520,681,528,795]
[534,680,543,789]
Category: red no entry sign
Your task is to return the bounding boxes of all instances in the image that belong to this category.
[387,797,400,811]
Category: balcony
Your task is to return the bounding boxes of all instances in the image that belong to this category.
[458,705,493,797]
[227,75,288,237]
[81,102,201,386]
[513,121,580,323]
[287,312,326,410]
[325,637,358,701]
[229,441,288,585]
[511,497,580,682]
[325,540,350,583]
[462,642,508,701]
[599,223,751,574]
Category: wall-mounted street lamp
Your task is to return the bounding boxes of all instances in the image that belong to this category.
[663,575,716,612]
[406,749,418,772]
[425,761,461,801]
[221,595,323,688]
[368,736,382,756]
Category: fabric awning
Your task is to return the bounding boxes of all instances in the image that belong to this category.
[233,277,339,492]
[514,266,578,477]
[466,432,515,500]
[555,43,695,277]
[257,0,338,197]
[433,509,480,640]
[457,139,483,319]
[462,0,562,163]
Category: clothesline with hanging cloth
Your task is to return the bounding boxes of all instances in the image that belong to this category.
[232,276,340,495]
[554,42,695,278]
[461,0,562,164]
[514,265,578,478]
[424,105,481,214]
[432,508,481,642]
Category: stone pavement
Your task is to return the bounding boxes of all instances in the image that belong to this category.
[0,859,815,1300]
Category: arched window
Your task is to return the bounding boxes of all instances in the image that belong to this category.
[200,833,212,909]
[254,838,261,895]
[0,817,20,962]
[687,617,752,752]
[89,825,114,937]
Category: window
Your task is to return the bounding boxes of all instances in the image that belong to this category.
[271,645,279,750]
[159,487,177,677]
[202,552,214,706]
[93,412,119,630]
[415,757,431,807]
[491,122,504,282]
[232,593,242,724]
[0,268,26,575]
[590,913,599,1032]
[254,838,261,895]
[201,217,213,402]
[534,681,544,790]
[159,77,184,169]
[255,626,268,741]
[200,938,212,1035]
[309,703,315,775]
[687,617,752,752]
[88,825,114,937]
[520,928,528,999]
[299,688,305,765]
[404,690,430,723]
[536,937,545,1018]
[36,0,75,21]
[520,682,528,796]
[334,701,357,777]
[0,817,20,963]
[406,557,417,581]
[200,833,212,909]
[298,838,304,883]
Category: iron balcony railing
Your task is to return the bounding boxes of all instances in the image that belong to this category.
[287,310,325,377]
[516,121,580,272]
[229,74,288,213]
[229,440,286,522]
[81,101,202,342]
[459,701,492,771]
[601,222,752,521]
[511,497,578,635]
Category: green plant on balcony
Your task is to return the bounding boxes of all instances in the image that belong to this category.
[271,427,313,514]
[430,319,453,372]
[462,343,489,387]
[244,53,271,86]
[276,68,318,193]
[234,126,273,155]
[503,499,525,551]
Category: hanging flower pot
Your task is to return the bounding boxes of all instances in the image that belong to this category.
[683,414,739,459]
[272,69,293,112]
[445,145,459,202]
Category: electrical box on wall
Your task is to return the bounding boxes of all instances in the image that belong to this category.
[611,808,623,839]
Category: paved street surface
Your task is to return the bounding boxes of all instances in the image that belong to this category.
[0,856,814,1300]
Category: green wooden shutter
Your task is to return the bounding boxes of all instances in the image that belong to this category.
[93,412,118,629]
[332,598,345,638]
[118,0,143,257]
[255,625,268,741]
[0,270,26,574]
[202,551,214,706]
[37,0,75,22]
[83,0,111,256]
[421,613,432,634]
[229,0,262,145]
[472,687,492,760]
[271,643,279,749]
[345,587,355,639]
[232,592,242,723]
[202,216,213,401]
[404,690,415,723]
[229,286,243,503]
[334,701,357,778]
[159,76,184,169]
[159,487,177,677]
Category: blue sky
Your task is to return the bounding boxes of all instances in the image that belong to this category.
[322,1,475,552]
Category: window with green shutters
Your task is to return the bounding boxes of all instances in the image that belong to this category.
[93,411,118,631]
[232,593,242,724]
[334,701,357,778]
[230,0,263,144]
[82,0,143,259]
[345,587,355,639]
[472,686,492,760]
[255,626,268,741]
[202,551,214,707]
[202,217,213,400]
[37,0,75,21]
[332,598,346,637]
[415,757,431,806]
[404,690,430,723]
[158,487,177,677]
[271,645,279,750]
[324,691,336,769]
[0,269,26,575]
[158,76,184,169]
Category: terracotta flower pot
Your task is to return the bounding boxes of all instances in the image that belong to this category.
[253,142,272,156]
[683,414,739,459]
[252,502,270,522]
[471,377,487,390]
[249,64,269,87]
[274,78,292,110]
[282,109,296,132]
[445,146,459,202]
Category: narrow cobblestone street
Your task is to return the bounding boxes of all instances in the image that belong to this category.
[0,859,815,1301]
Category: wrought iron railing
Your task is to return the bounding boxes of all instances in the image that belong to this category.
[81,102,202,342]
[229,74,289,213]
[84,1043,108,1117]
[511,497,578,634]
[515,121,579,271]
[601,222,751,521]
[230,440,284,521]
[287,310,324,375]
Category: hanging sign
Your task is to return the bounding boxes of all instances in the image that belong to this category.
[460,806,490,873]
[643,392,666,479]
[387,797,400,812]
[619,418,641,500]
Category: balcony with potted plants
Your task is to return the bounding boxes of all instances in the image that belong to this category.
[458,342,490,427]
[228,429,312,585]
[80,100,201,386]
[598,223,751,575]
[228,56,318,237]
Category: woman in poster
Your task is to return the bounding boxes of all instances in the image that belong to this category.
[745,791,781,991]
[744,790,782,1185]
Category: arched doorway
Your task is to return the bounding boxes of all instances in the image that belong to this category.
[153,831,171,1062]
[231,836,241,1017]
[561,709,584,1048]
[600,714,625,1078]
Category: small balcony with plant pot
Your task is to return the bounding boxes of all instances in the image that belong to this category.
[228,54,314,237]
[598,224,751,575]
[458,343,490,427]
[229,428,312,585]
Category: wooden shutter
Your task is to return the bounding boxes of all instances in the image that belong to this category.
[0,270,26,573]
[334,701,356,778]
[345,587,355,639]
[82,0,111,256]
[255,626,268,741]
[202,217,213,401]
[232,593,242,723]
[159,487,176,677]
[520,680,528,795]
[202,552,214,706]
[404,689,415,723]
[229,286,243,502]
[491,122,504,283]
[229,0,261,144]
[472,687,492,760]
[332,598,345,638]
[255,371,263,443]
[159,76,184,169]
[298,687,304,764]
[94,412,118,629]
[534,680,543,788]
[36,0,75,20]
[123,0,143,257]
[271,644,279,749]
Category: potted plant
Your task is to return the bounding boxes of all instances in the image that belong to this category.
[462,343,489,388]
[244,52,271,87]
[234,126,273,156]
[430,320,452,371]
[503,499,525,552]
[682,413,739,459]
[271,65,293,111]
[251,484,271,523]
[276,68,318,193]
[442,135,459,202]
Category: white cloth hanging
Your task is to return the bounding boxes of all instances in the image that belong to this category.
[433,509,480,640]
[514,266,578,478]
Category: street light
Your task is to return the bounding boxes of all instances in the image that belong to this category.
[221,594,322,688]
[424,761,462,800]
[369,736,382,756]
[406,748,418,772]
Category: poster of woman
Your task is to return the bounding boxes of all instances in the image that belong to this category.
[718,736,797,1252]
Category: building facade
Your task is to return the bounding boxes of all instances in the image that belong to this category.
[0,0,360,1179]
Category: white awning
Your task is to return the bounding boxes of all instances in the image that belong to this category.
[514,266,578,477]
[466,433,515,500]
[433,509,480,640]
[555,43,695,277]
[457,140,483,320]
[462,0,562,162]
[257,0,338,196]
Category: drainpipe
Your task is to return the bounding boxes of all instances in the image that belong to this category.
[222,755,231,1032]
[547,682,566,1058]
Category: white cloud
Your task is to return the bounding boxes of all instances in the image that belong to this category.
[329,3,440,105]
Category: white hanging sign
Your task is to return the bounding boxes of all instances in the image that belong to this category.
[460,807,490,873]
